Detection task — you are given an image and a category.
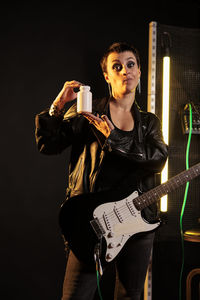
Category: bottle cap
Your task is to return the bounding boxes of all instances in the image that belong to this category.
[80,85,90,91]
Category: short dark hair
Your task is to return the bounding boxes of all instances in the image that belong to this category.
[100,42,141,73]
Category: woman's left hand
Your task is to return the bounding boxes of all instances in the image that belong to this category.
[81,113,114,138]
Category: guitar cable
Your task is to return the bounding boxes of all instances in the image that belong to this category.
[179,103,192,300]
[96,266,103,300]
[94,241,104,300]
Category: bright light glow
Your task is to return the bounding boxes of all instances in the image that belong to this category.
[161,160,168,212]
[161,56,170,212]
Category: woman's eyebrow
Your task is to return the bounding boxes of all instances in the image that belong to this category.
[126,57,136,61]
[111,59,120,63]
[111,57,136,63]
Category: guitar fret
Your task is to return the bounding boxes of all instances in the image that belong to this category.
[133,162,200,211]
[156,186,165,198]
[191,167,199,178]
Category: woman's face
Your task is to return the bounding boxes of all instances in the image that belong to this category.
[104,51,141,98]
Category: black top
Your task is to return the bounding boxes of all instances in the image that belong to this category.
[95,126,137,192]
[95,106,138,193]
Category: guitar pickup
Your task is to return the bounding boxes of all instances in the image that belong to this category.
[90,218,106,239]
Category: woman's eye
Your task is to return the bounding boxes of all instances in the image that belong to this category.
[127,61,135,68]
[113,64,122,72]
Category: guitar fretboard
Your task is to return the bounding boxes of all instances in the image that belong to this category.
[133,162,200,211]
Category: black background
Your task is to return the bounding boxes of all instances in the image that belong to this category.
[1,1,200,299]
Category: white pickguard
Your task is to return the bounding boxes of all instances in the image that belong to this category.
[93,190,160,262]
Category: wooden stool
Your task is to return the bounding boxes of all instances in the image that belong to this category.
[184,228,200,300]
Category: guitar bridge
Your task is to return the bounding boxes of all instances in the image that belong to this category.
[90,218,105,239]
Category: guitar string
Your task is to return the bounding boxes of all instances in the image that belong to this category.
[98,192,161,225]
[98,165,196,226]
[97,164,200,230]
[98,200,139,228]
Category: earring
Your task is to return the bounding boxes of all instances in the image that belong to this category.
[108,83,112,98]
[137,78,141,94]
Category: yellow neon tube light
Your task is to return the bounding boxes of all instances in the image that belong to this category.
[161,56,170,212]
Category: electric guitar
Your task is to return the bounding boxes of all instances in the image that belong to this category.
[59,162,200,266]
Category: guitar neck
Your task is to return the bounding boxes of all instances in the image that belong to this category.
[133,162,200,211]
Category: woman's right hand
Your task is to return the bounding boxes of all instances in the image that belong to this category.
[53,80,83,110]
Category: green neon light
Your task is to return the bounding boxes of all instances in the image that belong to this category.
[179,103,192,300]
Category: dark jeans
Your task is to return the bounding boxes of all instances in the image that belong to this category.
[61,232,155,300]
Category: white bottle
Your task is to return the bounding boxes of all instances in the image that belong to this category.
[77,85,92,113]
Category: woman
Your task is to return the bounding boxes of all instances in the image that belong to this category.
[35,42,168,300]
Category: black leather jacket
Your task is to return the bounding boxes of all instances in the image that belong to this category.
[35,97,168,220]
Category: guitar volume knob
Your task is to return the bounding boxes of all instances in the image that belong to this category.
[107,231,114,238]
[108,242,114,248]
[106,253,113,260]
